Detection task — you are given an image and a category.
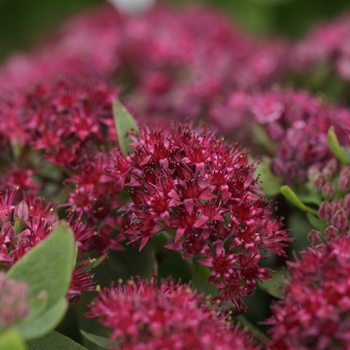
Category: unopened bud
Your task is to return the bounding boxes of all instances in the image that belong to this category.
[325,225,339,241]
[313,173,326,192]
[321,182,335,199]
[318,201,333,222]
[331,209,348,231]
[338,166,350,191]
[14,200,29,221]
[330,199,343,215]
[307,229,322,246]
[322,158,338,179]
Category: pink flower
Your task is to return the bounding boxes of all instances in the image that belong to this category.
[0,77,119,169]
[268,237,350,349]
[210,88,350,184]
[86,276,260,350]
[109,123,290,310]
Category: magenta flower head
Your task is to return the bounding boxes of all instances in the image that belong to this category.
[0,188,97,305]
[268,237,350,349]
[210,88,350,184]
[107,123,290,311]
[0,77,119,168]
[86,276,259,350]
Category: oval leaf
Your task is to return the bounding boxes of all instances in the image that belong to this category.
[113,99,139,155]
[80,330,113,349]
[16,298,68,340]
[7,222,75,309]
[28,331,87,350]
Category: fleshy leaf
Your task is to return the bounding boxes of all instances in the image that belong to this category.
[0,328,26,350]
[255,156,282,197]
[280,186,318,216]
[328,127,350,164]
[192,260,218,298]
[25,292,48,321]
[257,269,288,299]
[16,298,68,340]
[80,330,113,349]
[7,222,75,309]
[28,331,87,350]
[113,99,139,155]
[307,212,328,232]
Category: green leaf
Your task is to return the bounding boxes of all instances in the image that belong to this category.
[28,331,87,350]
[280,185,318,216]
[255,156,282,197]
[236,315,271,346]
[307,212,327,232]
[80,331,113,349]
[82,255,107,272]
[191,260,218,298]
[257,269,288,299]
[7,222,75,309]
[0,328,26,350]
[16,298,68,340]
[113,99,139,155]
[328,127,350,164]
[297,191,322,206]
[25,292,48,321]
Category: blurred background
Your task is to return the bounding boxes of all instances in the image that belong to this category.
[1,0,350,62]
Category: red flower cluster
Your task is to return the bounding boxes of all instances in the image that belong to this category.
[107,124,290,310]
[292,12,350,81]
[210,88,350,183]
[268,237,350,349]
[0,4,289,126]
[86,277,259,350]
[0,4,122,92]
[0,77,118,168]
[0,188,96,304]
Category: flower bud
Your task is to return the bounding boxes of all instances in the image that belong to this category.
[322,182,335,199]
[338,166,350,191]
[330,199,343,215]
[313,173,326,192]
[331,209,348,231]
[14,200,29,221]
[318,201,333,222]
[322,158,338,179]
[307,229,322,246]
[325,225,339,241]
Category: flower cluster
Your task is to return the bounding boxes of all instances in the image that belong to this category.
[210,88,350,183]
[0,4,289,125]
[120,5,289,123]
[0,271,29,331]
[0,4,122,92]
[86,276,259,350]
[268,237,350,349]
[0,77,118,169]
[0,188,96,304]
[292,12,350,81]
[107,123,290,310]
[305,158,350,243]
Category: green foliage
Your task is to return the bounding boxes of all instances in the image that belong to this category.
[280,185,318,216]
[28,331,88,350]
[0,328,27,350]
[80,331,113,349]
[255,157,282,197]
[113,100,139,155]
[6,222,75,341]
[328,127,350,164]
